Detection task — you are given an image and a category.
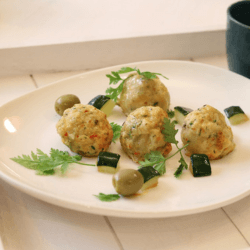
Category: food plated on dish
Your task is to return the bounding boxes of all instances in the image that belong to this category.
[10,66,247,201]
[0,61,249,218]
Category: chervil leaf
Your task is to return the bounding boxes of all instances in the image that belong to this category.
[174,164,185,178]
[94,193,120,202]
[162,117,178,144]
[106,83,125,102]
[37,169,55,176]
[110,122,122,143]
[174,156,189,178]
[179,155,188,170]
[60,162,69,174]
[138,118,189,178]
[153,161,167,175]
[167,110,175,119]
[10,148,95,175]
[161,118,189,177]
[105,67,169,102]
[118,67,136,74]
[140,71,169,80]
[139,151,166,175]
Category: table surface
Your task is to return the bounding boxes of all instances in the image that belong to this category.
[0,0,235,49]
[1,55,250,250]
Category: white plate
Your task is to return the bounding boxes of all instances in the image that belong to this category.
[0,60,249,218]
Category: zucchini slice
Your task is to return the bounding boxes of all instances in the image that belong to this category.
[138,166,160,191]
[97,151,120,174]
[224,106,249,125]
[174,106,193,125]
[88,95,115,116]
[189,154,211,177]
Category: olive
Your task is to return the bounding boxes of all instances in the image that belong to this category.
[55,94,80,115]
[112,169,144,196]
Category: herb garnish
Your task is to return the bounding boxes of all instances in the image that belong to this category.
[110,122,122,143]
[105,67,169,102]
[139,118,188,178]
[94,193,120,202]
[163,118,188,177]
[167,110,175,119]
[139,151,167,175]
[10,148,95,175]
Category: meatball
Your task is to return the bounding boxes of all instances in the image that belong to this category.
[120,106,172,163]
[56,104,113,157]
[117,72,170,116]
[181,105,235,160]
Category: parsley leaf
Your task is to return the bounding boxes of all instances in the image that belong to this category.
[10,148,95,175]
[174,157,188,178]
[139,71,168,80]
[105,67,169,102]
[110,122,122,143]
[106,83,125,103]
[139,118,189,178]
[167,110,175,119]
[174,164,184,178]
[163,118,178,144]
[139,151,167,175]
[162,118,188,177]
[94,193,120,202]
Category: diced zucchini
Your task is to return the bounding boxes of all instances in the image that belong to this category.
[138,166,160,191]
[224,106,249,125]
[189,154,211,177]
[97,152,120,174]
[88,95,115,116]
[174,106,193,125]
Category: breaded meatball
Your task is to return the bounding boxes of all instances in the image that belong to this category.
[181,105,235,160]
[56,104,113,157]
[117,72,170,116]
[120,106,172,163]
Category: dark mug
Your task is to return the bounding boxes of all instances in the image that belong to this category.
[226,1,250,78]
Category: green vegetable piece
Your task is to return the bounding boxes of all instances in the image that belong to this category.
[138,166,160,191]
[88,95,115,116]
[10,148,95,175]
[55,94,80,116]
[174,106,193,125]
[112,169,144,196]
[224,106,249,125]
[97,151,120,174]
[189,154,211,177]
[94,193,120,202]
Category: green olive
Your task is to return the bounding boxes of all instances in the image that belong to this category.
[112,169,144,196]
[55,94,80,115]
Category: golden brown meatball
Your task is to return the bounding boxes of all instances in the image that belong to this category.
[117,72,170,116]
[120,106,172,163]
[181,105,235,160]
[56,104,113,157]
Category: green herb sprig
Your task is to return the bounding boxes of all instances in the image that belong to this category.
[139,118,188,178]
[105,67,169,102]
[11,148,95,175]
[162,118,188,177]
[94,193,120,202]
[167,110,175,119]
[110,122,122,143]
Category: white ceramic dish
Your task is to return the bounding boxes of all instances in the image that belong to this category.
[0,60,249,218]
